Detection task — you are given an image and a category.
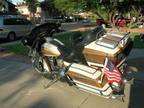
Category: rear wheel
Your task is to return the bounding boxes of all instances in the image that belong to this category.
[7,32,16,41]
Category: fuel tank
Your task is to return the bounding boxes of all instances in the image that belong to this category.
[41,43,61,57]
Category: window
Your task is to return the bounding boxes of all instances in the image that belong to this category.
[4,18,31,25]
[14,18,27,25]
[22,19,32,25]
[4,18,17,25]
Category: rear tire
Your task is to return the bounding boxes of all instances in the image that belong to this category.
[7,32,16,41]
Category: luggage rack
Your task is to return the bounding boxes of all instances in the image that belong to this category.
[95,32,130,49]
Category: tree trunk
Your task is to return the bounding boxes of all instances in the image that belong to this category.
[32,12,36,24]
[94,10,104,20]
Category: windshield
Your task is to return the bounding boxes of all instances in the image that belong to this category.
[82,26,106,45]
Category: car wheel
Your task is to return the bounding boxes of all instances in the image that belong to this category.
[7,32,16,41]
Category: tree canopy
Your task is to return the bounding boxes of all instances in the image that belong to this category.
[23,0,39,22]
[54,0,144,23]
[24,0,39,16]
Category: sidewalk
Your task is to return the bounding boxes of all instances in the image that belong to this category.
[0,58,130,108]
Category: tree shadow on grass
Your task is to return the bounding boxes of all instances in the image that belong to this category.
[133,35,144,48]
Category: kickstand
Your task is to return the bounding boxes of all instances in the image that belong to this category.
[117,94,125,102]
[43,77,60,89]
[113,90,125,102]
[121,94,125,102]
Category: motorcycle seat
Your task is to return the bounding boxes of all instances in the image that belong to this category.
[50,39,86,63]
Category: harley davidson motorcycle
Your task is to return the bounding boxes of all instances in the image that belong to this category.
[22,23,133,99]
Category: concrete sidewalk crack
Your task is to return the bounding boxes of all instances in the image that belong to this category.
[77,94,91,108]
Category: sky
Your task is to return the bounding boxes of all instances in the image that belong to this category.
[12,0,23,4]
[11,0,44,5]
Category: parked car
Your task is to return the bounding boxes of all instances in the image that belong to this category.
[63,16,74,22]
[96,19,111,28]
[81,18,90,23]
[96,15,130,27]
[0,15,34,41]
[113,15,130,26]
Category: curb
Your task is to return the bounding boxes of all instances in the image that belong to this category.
[0,40,21,47]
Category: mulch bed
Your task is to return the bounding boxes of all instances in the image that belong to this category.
[74,27,144,33]
[109,27,144,33]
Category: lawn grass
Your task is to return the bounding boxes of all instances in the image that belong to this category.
[2,31,144,56]
[3,42,29,56]
[130,32,144,48]
[2,31,87,56]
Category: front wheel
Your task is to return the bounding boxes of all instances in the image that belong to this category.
[32,54,51,75]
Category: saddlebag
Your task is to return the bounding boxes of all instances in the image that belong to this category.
[66,63,113,97]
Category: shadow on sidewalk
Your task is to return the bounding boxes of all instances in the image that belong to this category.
[0,52,31,86]
[128,79,144,108]
[0,52,31,64]
[126,58,144,108]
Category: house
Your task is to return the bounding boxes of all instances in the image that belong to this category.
[16,2,30,18]
[40,0,61,23]
[16,2,42,20]
[0,0,17,14]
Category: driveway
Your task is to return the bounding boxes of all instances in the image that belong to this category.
[0,50,144,108]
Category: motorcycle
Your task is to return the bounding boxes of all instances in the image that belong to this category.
[22,23,133,99]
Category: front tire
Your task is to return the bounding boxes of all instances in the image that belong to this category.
[32,55,53,79]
